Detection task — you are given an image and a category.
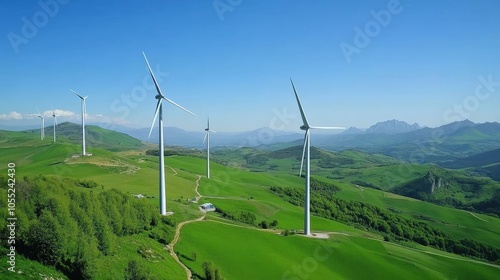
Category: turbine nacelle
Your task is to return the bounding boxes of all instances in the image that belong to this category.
[143,52,196,139]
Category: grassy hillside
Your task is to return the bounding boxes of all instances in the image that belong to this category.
[441,147,500,181]
[176,221,500,280]
[212,145,500,215]
[23,122,144,151]
[2,127,500,279]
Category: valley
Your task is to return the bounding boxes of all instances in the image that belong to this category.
[1,122,500,279]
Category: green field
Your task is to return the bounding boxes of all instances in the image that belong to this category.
[176,221,500,280]
[1,128,500,279]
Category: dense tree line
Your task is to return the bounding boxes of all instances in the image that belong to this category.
[0,175,161,279]
[270,185,500,263]
[215,207,256,225]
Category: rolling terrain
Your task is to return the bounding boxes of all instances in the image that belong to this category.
[212,145,500,215]
[1,126,500,279]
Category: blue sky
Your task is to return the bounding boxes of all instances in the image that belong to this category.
[1,0,499,132]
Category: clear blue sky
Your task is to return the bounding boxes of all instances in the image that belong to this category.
[1,0,499,132]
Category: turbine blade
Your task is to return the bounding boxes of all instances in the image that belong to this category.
[142,52,165,99]
[209,129,216,133]
[163,97,197,117]
[148,99,162,138]
[70,89,86,100]
[310,126,346,130]
[207,117,210,130]
[203,132,208,143]
[299,130,309,177]
[290,78,309,128]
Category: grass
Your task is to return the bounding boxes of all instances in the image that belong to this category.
[176,221,500,280]
[2,130,500,279]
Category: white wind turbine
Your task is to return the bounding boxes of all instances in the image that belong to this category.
[143,52,197,215]
[70,89,88,156]
[291,79,345,236]
[203,117,216,178]
[37,108,45,140]
[51,109,59,142]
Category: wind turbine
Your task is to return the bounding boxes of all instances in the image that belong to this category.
[143,52,197,215]
[70,89,88,156]
[291,79,345,236]
[37,108,45,140]
[203,117,216,178]
[51,110,59,142]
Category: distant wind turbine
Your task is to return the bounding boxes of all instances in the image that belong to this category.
[291,78,345,236]
[70,89,88,156]
[143,52,197,215]
[52,110,59,142]
[203,117,216,178]
[37,108,45,140]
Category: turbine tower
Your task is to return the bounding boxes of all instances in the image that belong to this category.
[291,79,344,236]
[36,108,45,140]
[143,52,197,215]
[71,89,88,156]
[203,117,216,178]
[52,110,58,142]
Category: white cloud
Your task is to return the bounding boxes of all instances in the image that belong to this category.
[0,110,131,127]
[0,111,23,120]
[42,109,76,118]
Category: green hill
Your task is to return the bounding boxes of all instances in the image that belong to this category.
[1,126,500,279]
[24,122,144,152]
[441,148,500,181]
[212,145,500,215]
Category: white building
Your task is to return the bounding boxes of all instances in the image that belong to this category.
[200,203,216,212]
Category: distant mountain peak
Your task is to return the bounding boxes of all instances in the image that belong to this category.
[341,127,365,135]
[366,119,421,135]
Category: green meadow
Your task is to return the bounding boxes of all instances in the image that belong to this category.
[1,128,500,279]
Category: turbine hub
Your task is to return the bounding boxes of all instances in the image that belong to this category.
[300,125,309,130]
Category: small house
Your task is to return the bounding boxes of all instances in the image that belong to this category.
[200,202,216,212]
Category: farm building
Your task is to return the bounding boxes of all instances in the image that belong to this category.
[200,203,216,212]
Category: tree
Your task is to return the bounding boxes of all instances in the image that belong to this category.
[258,221,268,229]
[270,220,278,228]
[203,261,224,280]
[26,211,64,265]
[124,260,156,280]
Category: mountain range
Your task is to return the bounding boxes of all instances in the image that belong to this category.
[9,119,500,172]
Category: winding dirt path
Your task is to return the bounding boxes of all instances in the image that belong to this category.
[194,175,202,203]
[167,173,204,279]
[169,215,206,280]
[462,210,489,222]
[168,166,178,176]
